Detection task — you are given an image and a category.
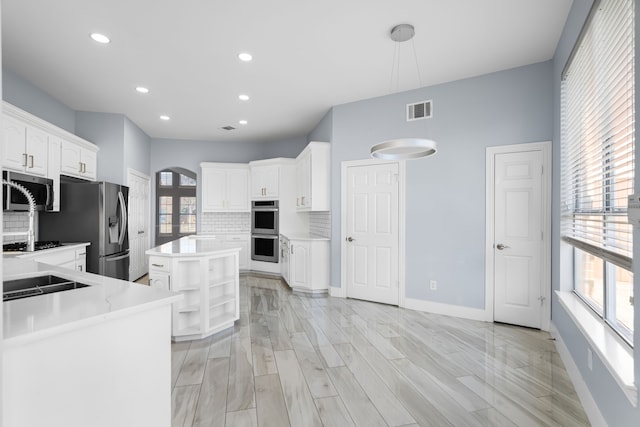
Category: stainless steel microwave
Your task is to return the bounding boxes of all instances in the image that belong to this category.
[2,171,54,211]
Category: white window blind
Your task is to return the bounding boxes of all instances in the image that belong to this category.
[561,0,635,271]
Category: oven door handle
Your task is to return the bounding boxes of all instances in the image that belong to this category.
[253,208,279,212]
[252,235,279,239]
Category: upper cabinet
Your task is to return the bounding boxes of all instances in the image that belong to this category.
[60,140,98,181]
[250,164,279,199]
[201,163,250,212]
[2,116,49,177]
[296,141,330,211]
[2,102,99,183]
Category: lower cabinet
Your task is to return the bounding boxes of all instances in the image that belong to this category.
[17,245,88,271]
[148,251,240,341]
[287,237,329,294]
[218,234,250,271]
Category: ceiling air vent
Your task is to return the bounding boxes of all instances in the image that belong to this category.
[406,100,432,121]
[220,125,236,131]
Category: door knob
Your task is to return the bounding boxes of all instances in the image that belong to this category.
[346,236,355,242]
[496,243,510,250]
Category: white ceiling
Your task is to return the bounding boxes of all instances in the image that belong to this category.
[2,0,573,143]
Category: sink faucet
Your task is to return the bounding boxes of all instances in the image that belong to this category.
[2,179,36,252]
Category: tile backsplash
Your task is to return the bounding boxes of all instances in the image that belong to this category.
[3,211,36,243]
[200,212,250,233]
[307,211,331,238]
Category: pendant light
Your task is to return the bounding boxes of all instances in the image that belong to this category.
[371,24,437,160]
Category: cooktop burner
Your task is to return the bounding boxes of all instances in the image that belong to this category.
[3,240,63,252]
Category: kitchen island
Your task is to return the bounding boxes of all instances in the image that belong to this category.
[146,235,241,341]
[2,257,181,427]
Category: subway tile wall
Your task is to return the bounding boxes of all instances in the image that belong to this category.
[307,211,331,238]
[200,212,250,233]
[2,212,34,243]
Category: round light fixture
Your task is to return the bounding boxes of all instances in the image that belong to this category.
[238,94,250,101]
[239,120,248,125]
[159,115,170,121]
[135,86,149,94]
[371,138,437,160]
[238,53,253,62]
[90,33,110,44]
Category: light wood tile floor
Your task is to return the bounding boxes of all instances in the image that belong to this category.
[171,275,591,427]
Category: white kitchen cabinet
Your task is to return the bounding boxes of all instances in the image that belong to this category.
[60,139,98,181]
[287,236,330,294]
[17,244,89,271]
[219,234,250,271]
[3,102,99,183]
[147,243,240,341]
[250,163,280,199]
[280,235,290,284]
[2,115,49,177]
[149,256,171,291]
[201,162,250,212]
[296,141,330,211]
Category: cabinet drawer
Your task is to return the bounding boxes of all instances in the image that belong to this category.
[149,256,170,272]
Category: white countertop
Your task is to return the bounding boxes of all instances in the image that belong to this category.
[146,235,242,257]
[3,242,90,258]
[280,232,330,241]
[3,258,182,348]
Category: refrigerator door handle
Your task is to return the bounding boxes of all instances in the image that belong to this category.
[117,191,128,246]
[105,252,130,262]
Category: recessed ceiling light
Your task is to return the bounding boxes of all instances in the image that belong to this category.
[160,115,170,121]
[239,120,248,125]
[135,86,149,94]
[238,53,253,62]
[238,94,250,101]
[90,33,110,44]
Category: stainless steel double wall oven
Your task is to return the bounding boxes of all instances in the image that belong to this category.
[251,200,279,263]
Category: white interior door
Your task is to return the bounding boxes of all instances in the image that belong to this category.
[493,150,544,329]
[128,169,151,282]
[345,162,399,305]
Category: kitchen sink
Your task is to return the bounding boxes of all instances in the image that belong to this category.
[3,274,90,302]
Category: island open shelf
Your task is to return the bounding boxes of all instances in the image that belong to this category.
[147,236,241,341]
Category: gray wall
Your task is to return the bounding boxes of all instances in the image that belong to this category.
[328,61,553,310]
[124,116,151,177]
[75,111,126,185]
[307,109,333,142]
[2,67,75,133]
[551,0,640,424]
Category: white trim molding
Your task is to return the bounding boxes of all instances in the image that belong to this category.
[404,298,487,322]
[485,141,552,330]
[549,323,608,427]
[329,286,346,298]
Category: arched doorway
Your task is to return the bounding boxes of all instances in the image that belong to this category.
[155,167,197,245]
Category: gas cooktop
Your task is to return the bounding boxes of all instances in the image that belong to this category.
[3,241,63,252]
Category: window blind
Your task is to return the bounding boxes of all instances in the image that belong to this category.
[561,0,635,270]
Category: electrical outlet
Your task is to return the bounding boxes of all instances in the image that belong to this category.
[430,280,437,290]
[587,348,593,371]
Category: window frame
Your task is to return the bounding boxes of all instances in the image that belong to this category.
[155,169,197,245]
[560,0,635,346]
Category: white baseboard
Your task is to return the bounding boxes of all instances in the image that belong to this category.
[549,323,607,427]
[329,286,346,298]
[403,297,487,322]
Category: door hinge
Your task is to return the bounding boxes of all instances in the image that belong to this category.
[630,295,634,306]
[541,165,544,175]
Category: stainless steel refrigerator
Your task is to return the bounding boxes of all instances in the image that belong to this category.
[39,181,130,281]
